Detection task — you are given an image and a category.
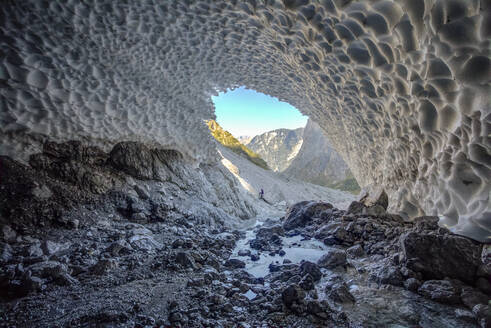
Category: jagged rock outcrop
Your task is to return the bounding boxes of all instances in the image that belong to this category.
[283,120,351,186]
[0,1,489,241]
[247,128,304,172]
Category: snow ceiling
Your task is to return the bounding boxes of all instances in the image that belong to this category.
[0,0,490,241]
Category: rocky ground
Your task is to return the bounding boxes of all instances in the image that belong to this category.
[0,142,490,327]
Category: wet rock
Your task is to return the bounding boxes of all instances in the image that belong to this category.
[1,225,17,243]
[403,278,421,292]
[282,284,305,307]
[299,261,322,282]
[418,280,461,304]
[269,263,281,273]
[374,265,403,286]
[176,252,197,269]
[326,282,355,303]
[299,273,315,291]
[283,201,333,231]
[400,232,481,284]
[346,244,365,258]
[317,249,347,269]
[256,225,284,239]
[224,258,246,269]
[314,222,341,240]
[238,249,251,257]
[250,253,260,261]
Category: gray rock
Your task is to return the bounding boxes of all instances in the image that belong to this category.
[282,284,305,307]
[237,249,251,257]
[134,185,150,199]
[476,277,491,295]
[176,252,196,269]
[299,261,322,282]
[106,240,133,256]
[224,259,246,269]
[326,282,355,303]
[90,259,118,275]
[0,225,17,243]
[461,286,489,310]
[374,266,403,286]
[0,243,13,262]
[413,216,440,231]
[400,232,482,284]
[24,243,44,257]
[403,278,421,292]
[317,249,347,269]
[128,234,162,252]
[358,186,388,210]
[283,201,333,231]
[346,244,365,258]
[41,240,70,256]
[418,280,461,304]
[472,304,491,327]
[299,273,315,291]
[454,309,477,324]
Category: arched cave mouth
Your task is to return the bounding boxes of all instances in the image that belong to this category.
[0,1,490,326]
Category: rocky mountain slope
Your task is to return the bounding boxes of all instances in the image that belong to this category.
[247,128,304,172]
[206,120,269,170]
[283,120,359,192]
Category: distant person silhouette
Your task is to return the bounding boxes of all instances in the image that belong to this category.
[259,188,264,200]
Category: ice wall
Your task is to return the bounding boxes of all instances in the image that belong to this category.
[0,0,490,241]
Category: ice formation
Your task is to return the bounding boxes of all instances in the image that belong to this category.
[0,1,490,241]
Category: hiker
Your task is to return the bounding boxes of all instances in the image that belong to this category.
[259,188,264,200]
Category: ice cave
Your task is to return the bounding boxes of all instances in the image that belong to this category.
[0,0,490,327]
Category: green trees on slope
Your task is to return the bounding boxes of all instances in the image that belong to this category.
[206,120,270,170]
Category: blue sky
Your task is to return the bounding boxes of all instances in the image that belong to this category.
[211,87,308,137]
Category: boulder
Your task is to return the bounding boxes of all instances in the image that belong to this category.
[403,278,421,292]
[224,259,246,269]
[175,252,197,269]
[326,282,355,303]
[461,286,490,310]
[373,265,403,286]
[282,284,305,307]
[299,261,322,282]
[346,244,365,258]
[283,201,333,231]
[357,185,388,210]
[317,249,347,269]
[400,232,481,284]
[418,280,461,304]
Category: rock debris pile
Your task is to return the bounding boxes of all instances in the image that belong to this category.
[0,0,489,241]
[1,142,489,326]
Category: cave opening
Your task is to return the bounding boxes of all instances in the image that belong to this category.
[0,0,489,326]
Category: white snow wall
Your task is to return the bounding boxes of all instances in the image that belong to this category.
[0,0,490,241]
